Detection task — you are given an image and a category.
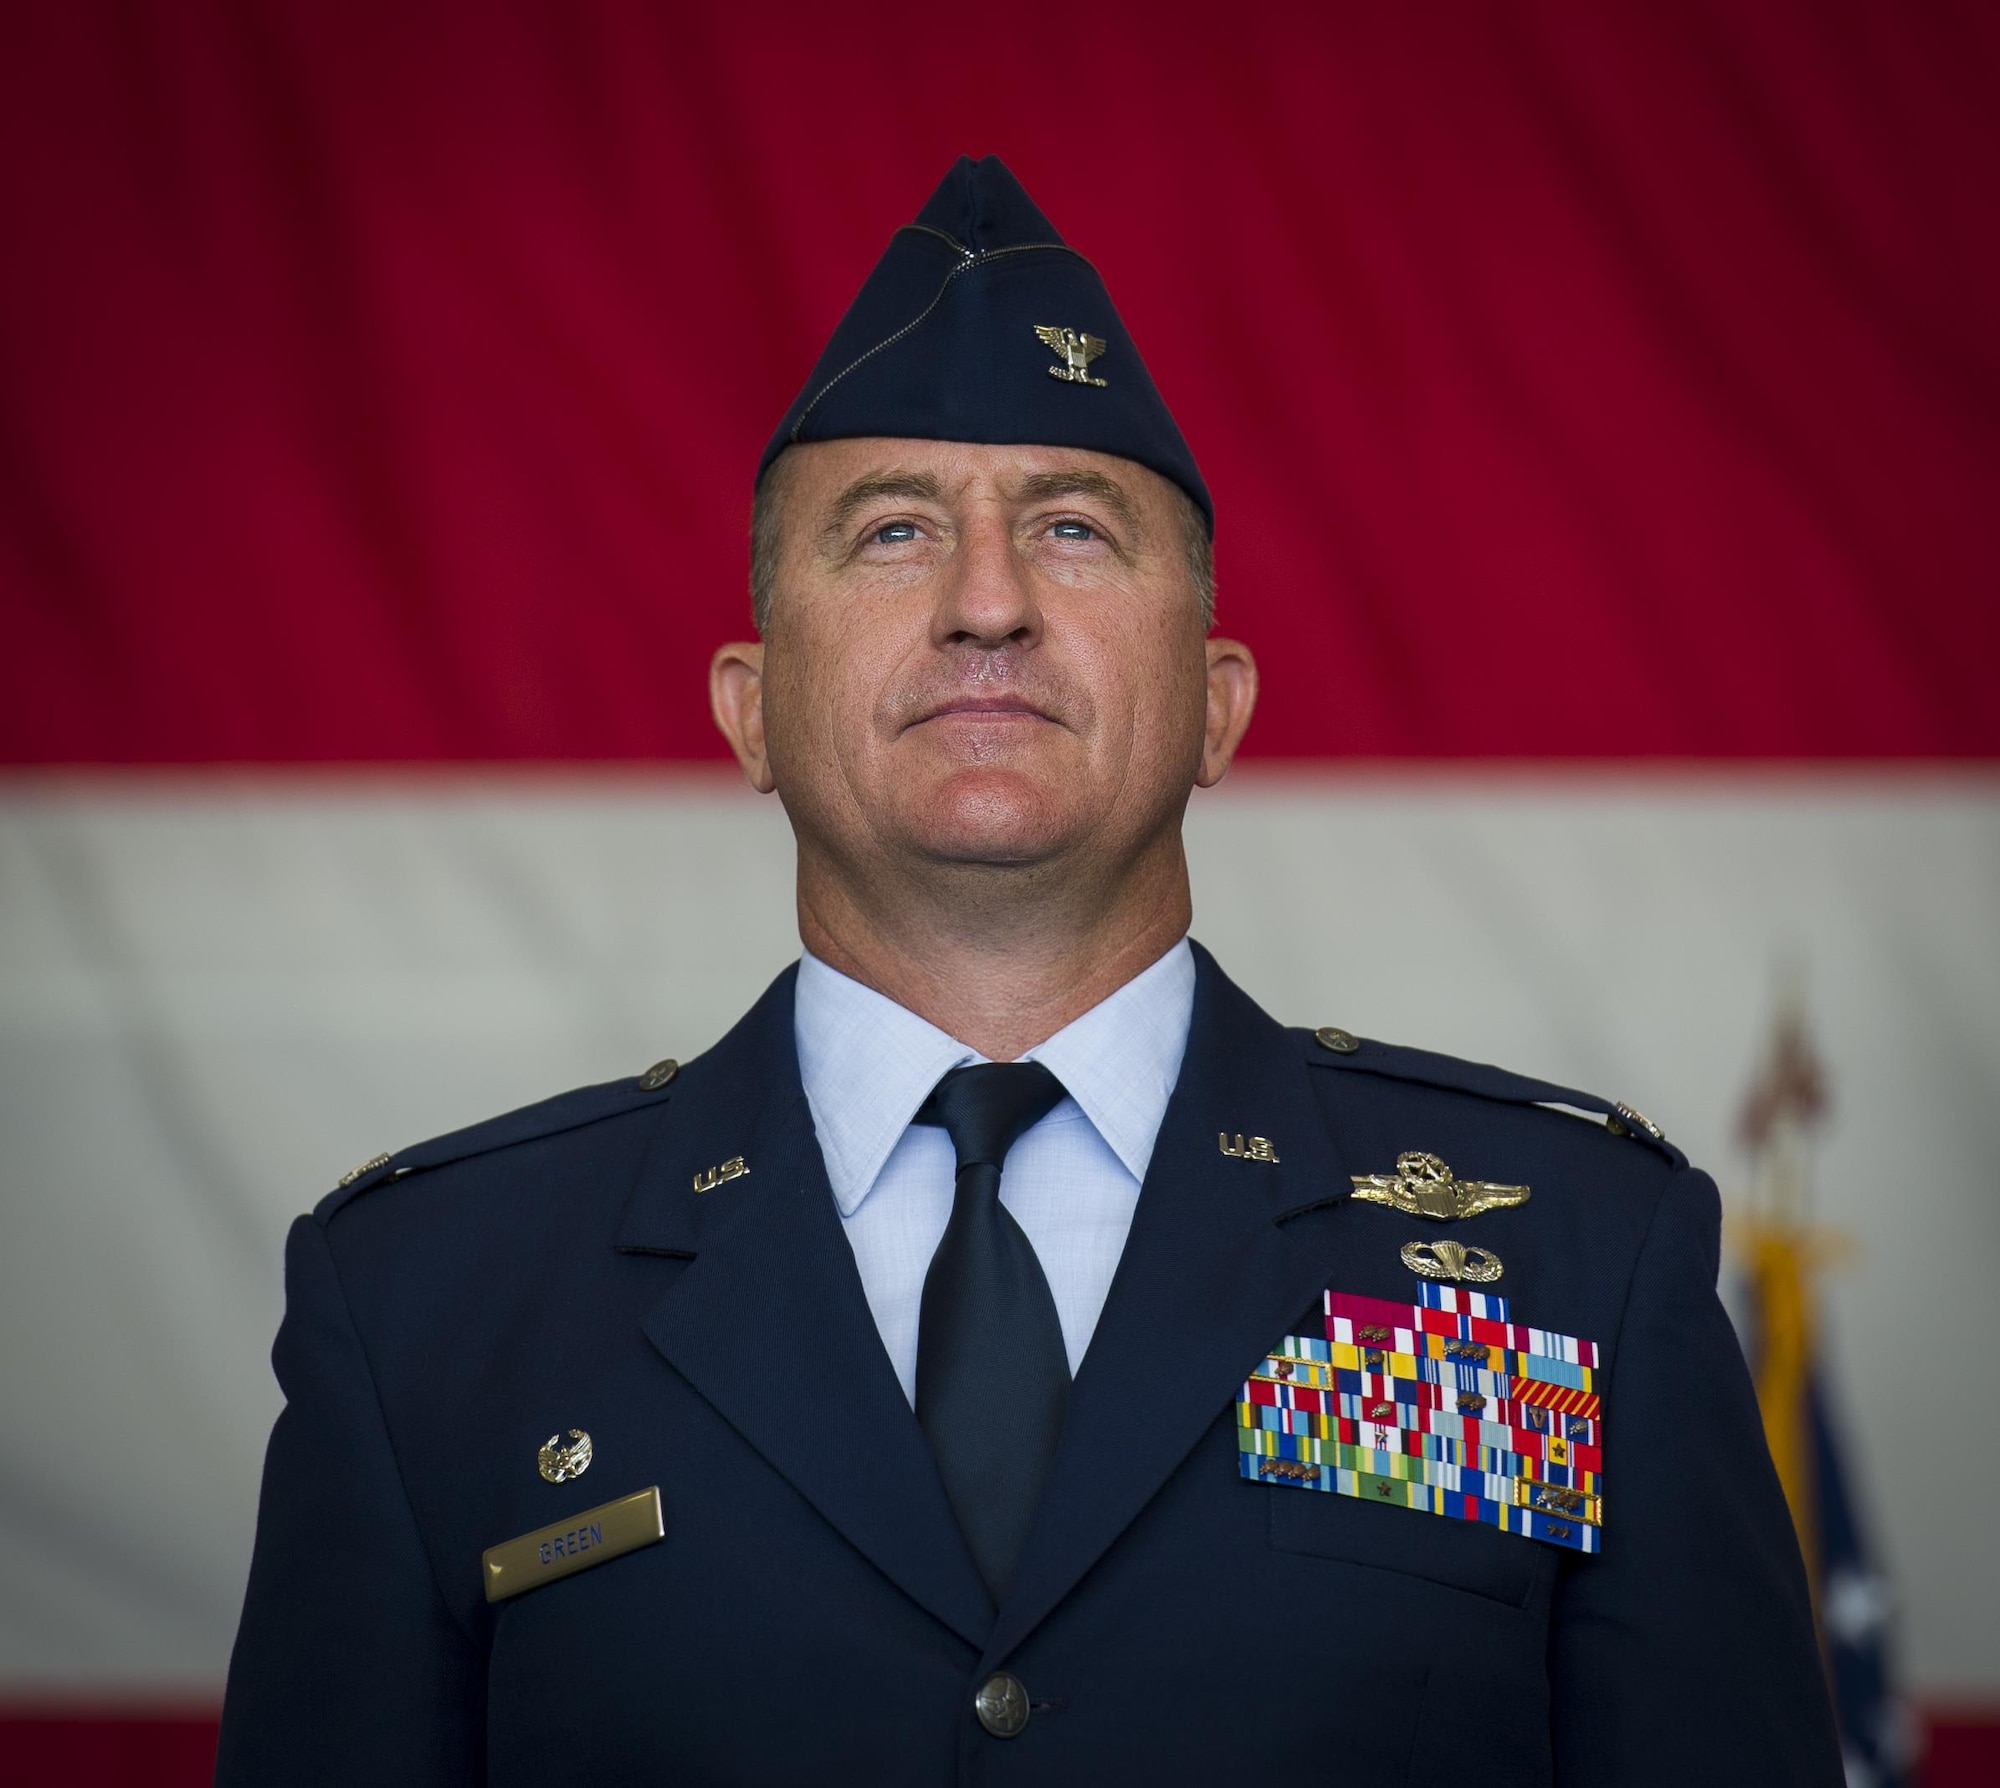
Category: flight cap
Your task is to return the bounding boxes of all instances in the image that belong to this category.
[758,155,1211,531]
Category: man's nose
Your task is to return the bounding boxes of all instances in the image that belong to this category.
[933,519,1041,648]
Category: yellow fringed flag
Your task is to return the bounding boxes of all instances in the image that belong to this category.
[1732,990,1908,1784]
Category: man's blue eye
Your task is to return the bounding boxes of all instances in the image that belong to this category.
[875,522,919,543]
[1051,521,1095,540]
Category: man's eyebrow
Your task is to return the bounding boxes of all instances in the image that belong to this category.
[820,472,947,542]
[1012,469,1139,533]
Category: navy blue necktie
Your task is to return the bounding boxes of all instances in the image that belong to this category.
[913,1061,1070,1600]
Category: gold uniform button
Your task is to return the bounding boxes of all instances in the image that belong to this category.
[1315,1026,1361,1055]
[973,1671,1030,1739]
[637,1058,679,1091]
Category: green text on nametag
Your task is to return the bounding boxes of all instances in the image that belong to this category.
[482,1486,664,1604]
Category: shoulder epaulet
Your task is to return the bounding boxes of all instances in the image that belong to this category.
[316,1055,683,1222]
[1301,1026,1688,1171]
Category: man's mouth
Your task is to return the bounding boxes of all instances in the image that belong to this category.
[910,695,1055,727]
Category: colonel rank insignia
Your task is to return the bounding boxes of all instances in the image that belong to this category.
[1034,324,1108,386]
[1238,1284,1604,1552]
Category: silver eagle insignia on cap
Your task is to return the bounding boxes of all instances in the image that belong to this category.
[1035,324,1108,386]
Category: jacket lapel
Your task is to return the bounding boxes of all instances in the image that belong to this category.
[614,968,994,1650]
[983,945,1353,1667]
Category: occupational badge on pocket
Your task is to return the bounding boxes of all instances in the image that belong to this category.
[1237,1284,1604,1553]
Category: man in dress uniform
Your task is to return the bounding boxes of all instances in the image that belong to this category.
[218,157,1841,1785]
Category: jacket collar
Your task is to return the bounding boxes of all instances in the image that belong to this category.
[613,944,1354,1662]
[793,939,1196,1217]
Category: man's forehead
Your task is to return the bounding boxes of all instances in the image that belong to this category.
[788,438,1168,512]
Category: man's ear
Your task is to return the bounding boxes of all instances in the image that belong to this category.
[710,641,776,793]
[1195,638,1258,788]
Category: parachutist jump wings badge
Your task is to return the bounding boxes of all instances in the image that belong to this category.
[1351,1151,1530,1221]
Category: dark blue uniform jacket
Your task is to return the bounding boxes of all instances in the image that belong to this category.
[218,944,1841,1785]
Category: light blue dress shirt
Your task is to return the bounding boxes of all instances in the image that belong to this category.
[794,938,1196,1405]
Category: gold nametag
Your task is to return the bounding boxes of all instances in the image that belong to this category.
[482,1486,664,1604]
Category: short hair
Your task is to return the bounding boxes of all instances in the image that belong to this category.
[748,453,1216,634]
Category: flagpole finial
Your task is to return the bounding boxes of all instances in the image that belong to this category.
[1738,974,1829,1158]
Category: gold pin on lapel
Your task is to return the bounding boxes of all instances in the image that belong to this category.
[1402,1238,1504,1284]
[537,1429,593,1484]
[692,1156,748,1194]
[1218,1133,1280,1163]
[1352,1152,1529,1221]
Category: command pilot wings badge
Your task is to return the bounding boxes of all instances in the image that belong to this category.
[1351,1151,1531,1221]
[1035,324,1108,386]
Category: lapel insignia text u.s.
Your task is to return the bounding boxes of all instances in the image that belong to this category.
[1218,1132,1280,1163]
[693,1156,749,1194]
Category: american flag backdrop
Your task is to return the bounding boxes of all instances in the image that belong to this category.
[3,6,1998,1781]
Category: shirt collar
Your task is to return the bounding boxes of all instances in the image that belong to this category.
[794,938,1196,1217]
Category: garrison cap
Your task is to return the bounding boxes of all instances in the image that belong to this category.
[758,155,1212,531]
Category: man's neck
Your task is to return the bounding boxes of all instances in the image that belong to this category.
[794,841,1194,1061]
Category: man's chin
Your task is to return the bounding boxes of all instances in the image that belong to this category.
[895,771,1082,869]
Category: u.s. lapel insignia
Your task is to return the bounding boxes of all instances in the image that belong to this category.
[537,1429,593,1483]
[1034,324,1108,386]
[1402,1238,1504,1283]
[692,1156,748,1194]
[1218,1132,1280,1163]
[1237,1281,1605,1553]
[1351,1151,1529,1220]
